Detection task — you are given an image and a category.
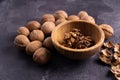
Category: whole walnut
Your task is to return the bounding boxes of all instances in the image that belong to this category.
[81,16,95,24]
[55,18,67,26]
[41,21,55,36]
[29,30,44,41]
[41,14,55,24]
[78,11,88,19]
[33,47,51,64]
[67,15,79,21]
[43,37,54,50]
[54,10,68,20]
[26,41,42,55]
[17,26,30,36]
[14,35,30,48]
[26,21,41,31]
[99,24,114,39]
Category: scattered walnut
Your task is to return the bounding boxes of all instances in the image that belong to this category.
[67,15,79,21]
[114,43,120,52]
[99,41,120,80]
[41,21,55,36]
[103,41,114,48]
[14,35,30,48]
[78,11,88,19]
[29,30,44,41]
[99,24,114,39]
[54,10,68,20]
[33,47,51,64]
[43,37,54,50]
[40,14,55,24]
[26,21,41,31]
[26,41,42,55]
[99,49,113,65]
[17,26,30,36]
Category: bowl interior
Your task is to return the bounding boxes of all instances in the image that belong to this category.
[52,21,104,50]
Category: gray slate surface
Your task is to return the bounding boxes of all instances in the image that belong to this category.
[0,0,119,80]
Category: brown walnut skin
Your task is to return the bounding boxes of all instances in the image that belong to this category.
[29,30,44,41]
[41,21,55,36]
[99,24,114,39]
[67,15,80,21]
[33,47,51,64]
[78,11,88,19]
[17,26,30,36]
[40,14,55,24]
[54,10,68,20]
[43,37,54,50]
[26,41,42,55]
[14,35,30,48]
[26,21,41,31]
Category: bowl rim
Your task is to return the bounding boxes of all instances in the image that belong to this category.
[51,20,105,52]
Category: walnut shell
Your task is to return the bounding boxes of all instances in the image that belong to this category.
[55,18,67,26]
[26,41,42,55]
[14,35,30,48]
[41,21,55,36]
[41,14,55,24]
[33,47,51,64]
[26,21,41,31]
[54,10,68,20]
[43,37,54,50]
[29,30,44,41]
[67,15,79,21]
[99,24,114,39]
[78,11,88,19]
[81,16,95,23]
[17,26,30,36]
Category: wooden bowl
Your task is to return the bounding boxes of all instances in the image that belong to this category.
[51,20,105,60]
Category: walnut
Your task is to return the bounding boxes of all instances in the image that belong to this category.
[33,47,51,64]
[26,41,42,55]
[99,24,114,39]
[103,41,114,48]
[54,10,68,20]
[81,16,95,23]
[17,26,30,36]
[99,49,113,65]
[14,35,30,48]
[78,11,88,19]
[55,18,67,26]
[41,21,55,36]
[40,14,55,24]
[43,37,54,50]
[29,30,44,41]
[67,15,79,21]
[26,21,41,31]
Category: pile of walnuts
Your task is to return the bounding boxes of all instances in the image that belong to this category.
[14,10,114,65]
[99,41,120,80]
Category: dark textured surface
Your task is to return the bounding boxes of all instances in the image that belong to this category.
[0,0,119,80]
